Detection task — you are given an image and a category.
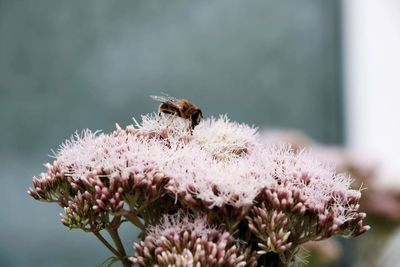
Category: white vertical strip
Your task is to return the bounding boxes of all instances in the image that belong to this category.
[343,0,400,186]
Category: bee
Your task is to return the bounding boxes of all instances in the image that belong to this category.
[150,95,203,129]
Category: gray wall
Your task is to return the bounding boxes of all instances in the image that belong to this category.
[0,1,342,266]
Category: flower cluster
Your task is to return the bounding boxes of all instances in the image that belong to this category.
[28,113,369,266]
[131,213,257,267]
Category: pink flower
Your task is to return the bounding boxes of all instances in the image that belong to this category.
[28,113,369,266]
[132,212,257,267]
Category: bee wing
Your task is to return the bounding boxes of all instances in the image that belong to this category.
[150,95,179,104]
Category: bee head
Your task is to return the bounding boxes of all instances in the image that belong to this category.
[191,109,203,128]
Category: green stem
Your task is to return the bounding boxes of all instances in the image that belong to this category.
[107,222,131,267]
[117,210,146,231]
[93,231,121,258]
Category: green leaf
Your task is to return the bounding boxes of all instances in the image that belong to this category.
[97,256,120,267]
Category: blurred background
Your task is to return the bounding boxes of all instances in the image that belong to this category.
[1,0,400,266]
